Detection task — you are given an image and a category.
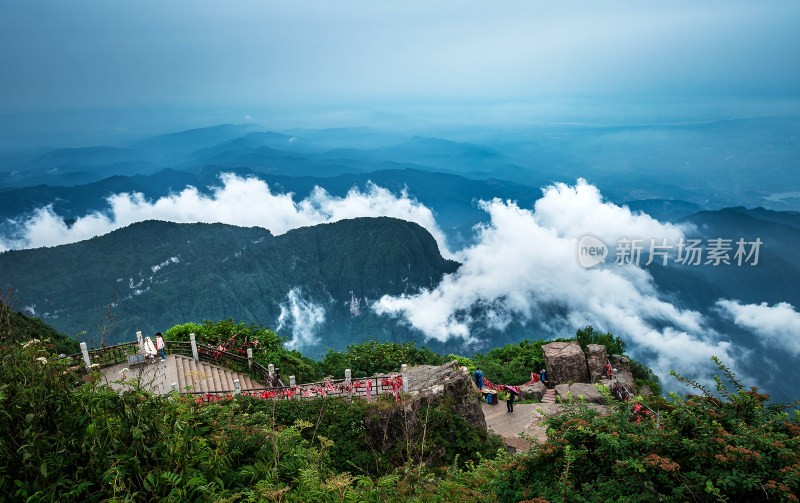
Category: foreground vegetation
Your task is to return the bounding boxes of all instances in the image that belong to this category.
[1,310,799,501]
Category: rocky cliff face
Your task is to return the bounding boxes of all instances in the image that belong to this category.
[586,344,607,383]
[363,361,494,465]
[610,354,637,396]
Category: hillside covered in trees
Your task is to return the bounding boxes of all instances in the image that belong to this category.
[0,217,459,355]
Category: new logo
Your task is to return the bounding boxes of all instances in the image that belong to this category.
[577,234,608,268]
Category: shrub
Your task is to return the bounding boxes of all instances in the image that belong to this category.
[489,357,800,502]
[319,340,443,378]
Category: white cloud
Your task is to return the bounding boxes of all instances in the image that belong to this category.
[717,300,800,356]
[276,287,326,349]
[374,178,737,386]
[0,173,451,256]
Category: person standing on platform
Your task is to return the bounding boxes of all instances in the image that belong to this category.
[504,385,519,414]
[474,367,485,390]
[156,332,166,361]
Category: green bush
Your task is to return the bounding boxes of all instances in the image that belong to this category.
[472,339,554,385]
[488,357,800,502]
[319,340,443,378]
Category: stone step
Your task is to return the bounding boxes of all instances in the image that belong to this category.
[223,368,234,391]
[177,356,188,392]
[171,355,269,394]
[211,365,223,392]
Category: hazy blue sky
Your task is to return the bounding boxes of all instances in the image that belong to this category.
[1,0,799,136]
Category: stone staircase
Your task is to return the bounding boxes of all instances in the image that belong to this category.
[541,388,557,404]
[174,355,262,393]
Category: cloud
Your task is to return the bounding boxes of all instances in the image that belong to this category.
[374,178,738,386]
[717,300,800,356]
[276,287,326,349]
[0,173,451,255]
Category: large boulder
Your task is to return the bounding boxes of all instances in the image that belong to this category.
[403,361,487,429]
[554,383,570,400]
[542,341,589,385]
[568,383,606,404]
[519,380,546,401]
[585,344,607,383]
[609,354,637,396]
[364,360,496,465]
[554,383,605,404]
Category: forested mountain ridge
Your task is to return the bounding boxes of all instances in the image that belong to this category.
[0,217,458,353]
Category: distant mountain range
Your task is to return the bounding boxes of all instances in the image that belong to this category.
[2,119,798,209]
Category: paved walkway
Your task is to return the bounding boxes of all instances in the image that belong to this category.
[482,391,609,452]
[99,354,179,394]
[482,401,564,452]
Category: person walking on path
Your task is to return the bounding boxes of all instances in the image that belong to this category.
[474,367,485,390]
[504,385,519,414]
[156,332,166,361]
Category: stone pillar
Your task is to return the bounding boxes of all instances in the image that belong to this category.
[401,364,408,393]
[80,342,91,370]
[247,347,253,370]
[190,333,199,361]
[289,375,298,400]
[345,369,352,399]
[136,331,144,356]
[234,379,241,395]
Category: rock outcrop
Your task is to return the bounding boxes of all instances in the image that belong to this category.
[363,361,498,464]
[586,344,607,383]
[519,381,546,401]
[610,354,637,396]
[542,341,589,385]
[565,383,606,404]
[554,382,605,404]
[404,360,487,429]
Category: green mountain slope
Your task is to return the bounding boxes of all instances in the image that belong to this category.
[0,218,458,354]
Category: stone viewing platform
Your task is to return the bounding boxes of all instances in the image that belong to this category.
[481,340,644,452]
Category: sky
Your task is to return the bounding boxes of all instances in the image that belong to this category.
[1,0,799,138]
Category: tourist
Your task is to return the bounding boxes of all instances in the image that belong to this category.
[539,368,548,388]
[505,384,519,414]
[143,336,157,363]
[156,332,166,361]
[474,367,485,390]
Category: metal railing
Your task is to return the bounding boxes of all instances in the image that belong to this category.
[610,370,662,428]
